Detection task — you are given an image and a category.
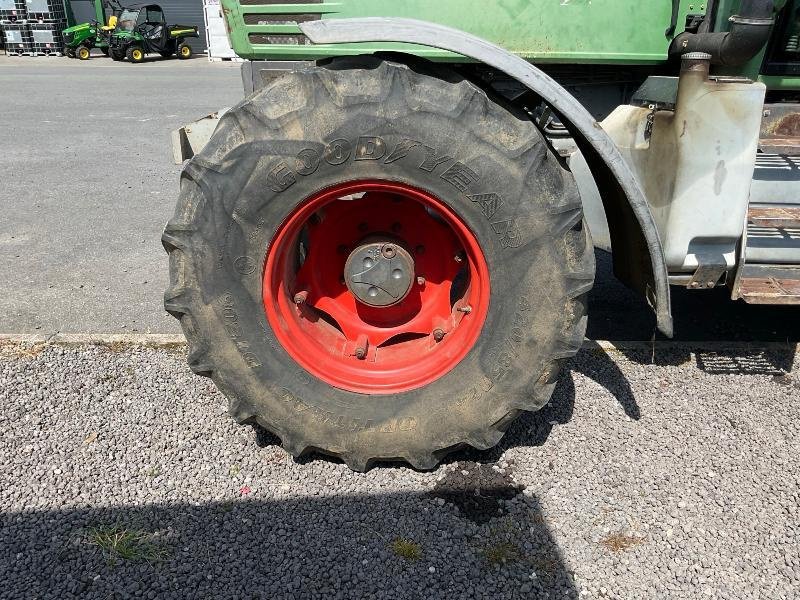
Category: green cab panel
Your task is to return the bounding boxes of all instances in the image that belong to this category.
[221,0,704,64]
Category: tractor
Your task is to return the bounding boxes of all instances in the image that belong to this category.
[107,3,197,63]
[165,0,800,470]
[62,0,124,59]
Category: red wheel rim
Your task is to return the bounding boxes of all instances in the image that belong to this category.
[263,180,490,394]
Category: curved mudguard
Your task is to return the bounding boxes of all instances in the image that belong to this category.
[301,17,673,337]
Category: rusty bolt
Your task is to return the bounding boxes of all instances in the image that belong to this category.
[433,328,445,342]
[293,291,308,305]
[417,276,426,286]
[457,305,472,314]
[354,334,369,360]
[382,244,396,259]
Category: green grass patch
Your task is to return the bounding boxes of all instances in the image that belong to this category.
[390,537,422,561]
[86,525,168,564]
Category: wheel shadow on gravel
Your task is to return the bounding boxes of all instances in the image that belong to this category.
[441,348,640,468]
[1,492,579,599]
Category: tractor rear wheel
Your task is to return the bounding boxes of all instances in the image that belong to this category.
[126,46,144,63]
[162,57,593,471]
[76,45,90,60]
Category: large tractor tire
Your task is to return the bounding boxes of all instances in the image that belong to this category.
[162,57,594,471]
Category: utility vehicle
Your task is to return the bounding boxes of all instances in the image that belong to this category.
[63,0,123,59]
[166,0,800,470]
[108,3,197,63]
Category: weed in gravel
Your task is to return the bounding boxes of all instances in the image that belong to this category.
[228,464,241,477]
[599,532,644,553]
[390,538,422,561]
[85,526,168,564]
[481,541,522,566]
[144,466,161,478]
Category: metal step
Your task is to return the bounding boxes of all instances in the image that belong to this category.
[736,264,800,305]
[747,155,800,264]
[748,205,800,228]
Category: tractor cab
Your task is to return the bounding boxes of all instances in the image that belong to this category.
[109,2,198,62]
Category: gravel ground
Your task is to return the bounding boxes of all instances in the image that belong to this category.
[1,342,798,599]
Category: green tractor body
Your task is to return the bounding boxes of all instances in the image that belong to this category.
[108,3,198,62]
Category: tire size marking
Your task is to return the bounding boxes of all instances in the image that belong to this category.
[263,136,521,248]
[219,292,262,369]
[279,387,417,433]
[487,296,531,383]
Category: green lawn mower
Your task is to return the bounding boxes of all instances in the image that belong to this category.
[108,4,198,63]
[62,0,123,60]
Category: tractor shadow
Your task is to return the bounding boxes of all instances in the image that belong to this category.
[2,493,579,599]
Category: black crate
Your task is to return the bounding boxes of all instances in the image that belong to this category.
[23,0,64,22]
[28,20,62,53]
[1,21,30,53]
[0,0,26,22]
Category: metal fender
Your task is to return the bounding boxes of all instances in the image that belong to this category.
[301,17,673,337]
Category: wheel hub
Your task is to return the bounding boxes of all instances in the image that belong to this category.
[344,241,415,307]
[263,180,490,394]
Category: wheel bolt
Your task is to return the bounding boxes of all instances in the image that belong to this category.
[417,276,426,286]
[354,334,369,360]
[454,252,464,263]
[433,328,445,342]
[293,291,308,305]
[382,244,396,259]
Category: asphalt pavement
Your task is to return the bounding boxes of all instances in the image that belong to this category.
[0,56,241,334]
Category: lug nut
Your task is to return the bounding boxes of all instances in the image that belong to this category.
[382,244,396,259]
[454,252,464,263]
[354,334,369,360]
[293,291,308,305]
[433,328,445,342]
[417,276,426,286]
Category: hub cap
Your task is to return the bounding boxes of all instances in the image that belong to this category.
[344,241,415,307]
[263,180,490,394]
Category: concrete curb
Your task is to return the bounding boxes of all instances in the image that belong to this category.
[1,333,797,352]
